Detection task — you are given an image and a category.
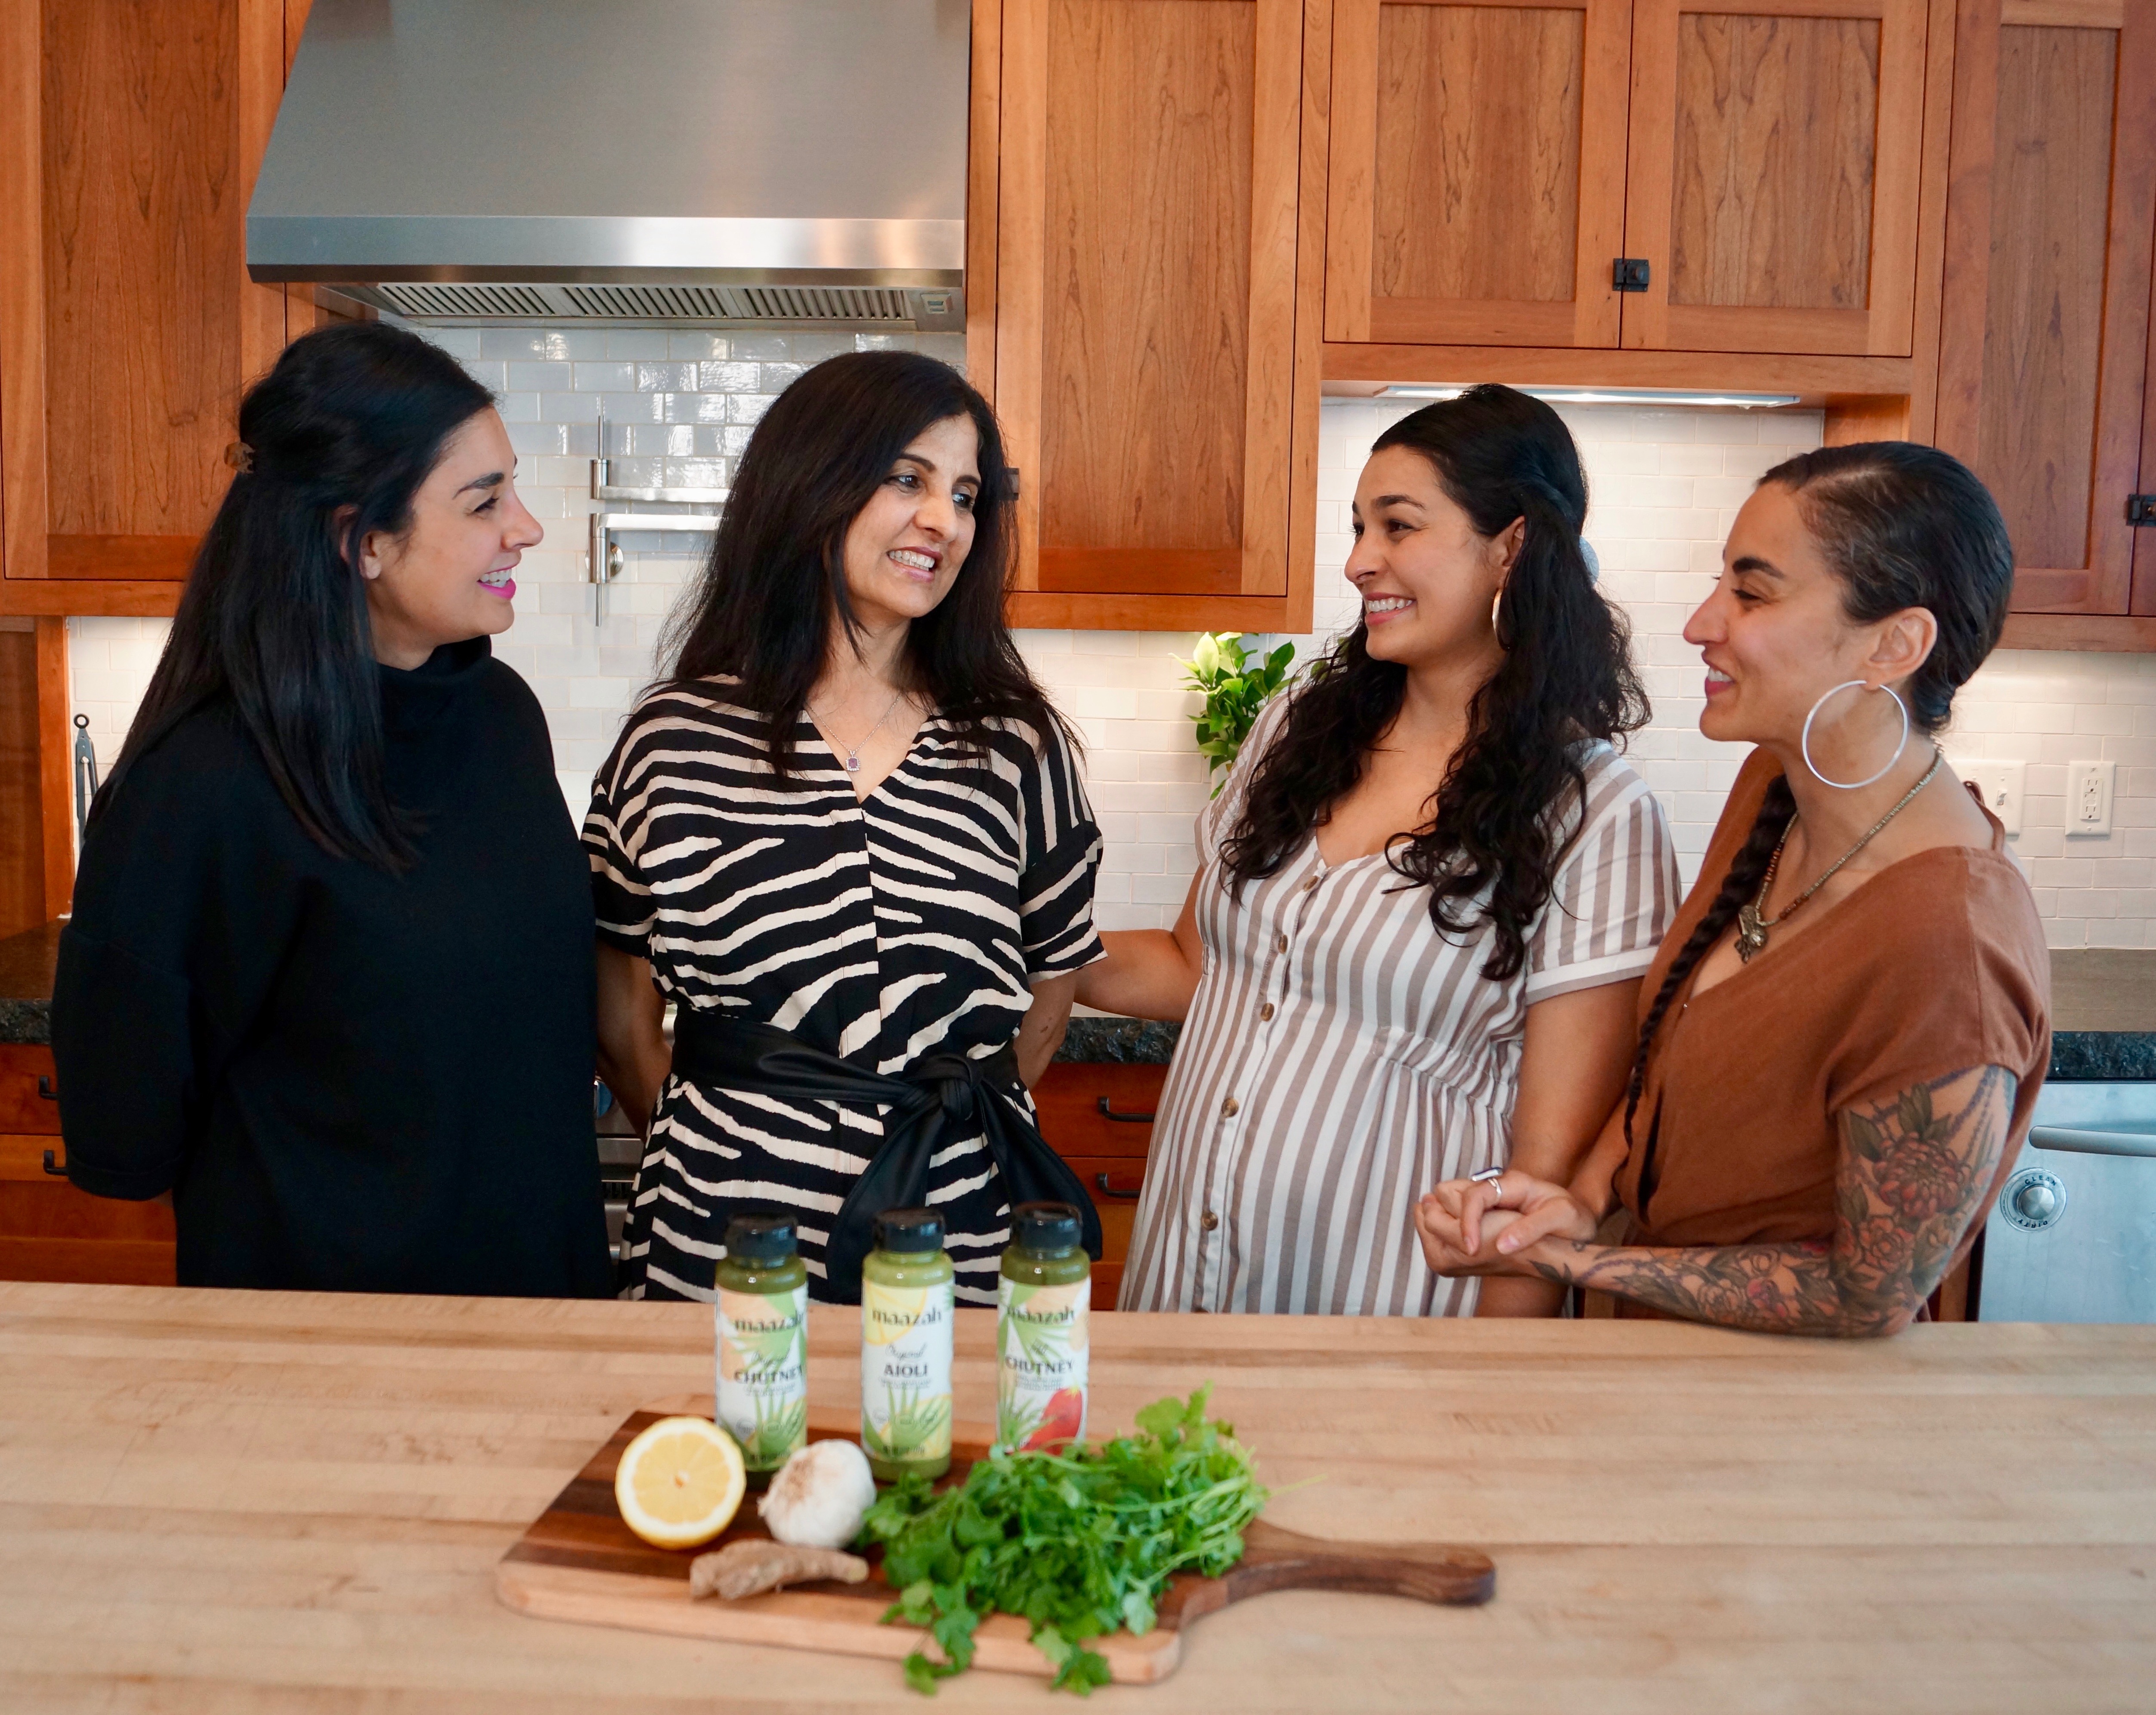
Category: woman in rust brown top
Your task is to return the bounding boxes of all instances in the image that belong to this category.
[1415,441,2049,1335]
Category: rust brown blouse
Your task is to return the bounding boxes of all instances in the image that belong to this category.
[1613,748,2051,1258]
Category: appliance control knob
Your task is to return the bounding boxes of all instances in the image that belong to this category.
[2002,1168,2066,1232]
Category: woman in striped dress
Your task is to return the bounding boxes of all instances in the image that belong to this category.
[1080,386,1680,1316]
[587,352,1103,1304]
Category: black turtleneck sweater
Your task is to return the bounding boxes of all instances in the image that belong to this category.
[52,639,612,1298]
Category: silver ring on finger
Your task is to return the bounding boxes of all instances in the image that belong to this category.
[1469,1166,1504,1194]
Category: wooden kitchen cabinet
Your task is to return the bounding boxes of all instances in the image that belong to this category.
[1321,0,1952,403]
[1325,0,1634,350]
[1623,0,1930,357]
[0,0,315,618]
[1033,1060,1166,1309]
[978,0,1327,632]
[0,1044,176,1285]
[1937,0,2156,644]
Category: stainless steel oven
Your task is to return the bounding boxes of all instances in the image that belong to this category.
[596,1080,640,1277]
[1977,1080,2156,1323]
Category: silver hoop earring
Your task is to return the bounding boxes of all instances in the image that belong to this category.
[1801,680,1909,789]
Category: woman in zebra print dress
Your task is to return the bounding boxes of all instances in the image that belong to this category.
[587,352,1102,1303]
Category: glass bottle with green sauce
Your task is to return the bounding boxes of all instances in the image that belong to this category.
[860,1207,955,1482]
[714,1213,808,1486]
[996,1201,1090,1453]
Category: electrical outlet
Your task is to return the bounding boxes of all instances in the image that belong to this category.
[2066,759,2116,837]
[1958,759,2025,835]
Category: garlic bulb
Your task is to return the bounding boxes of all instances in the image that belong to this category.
[758,1437,878,1549]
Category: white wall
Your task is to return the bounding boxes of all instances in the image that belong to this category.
[65,332,2156,950]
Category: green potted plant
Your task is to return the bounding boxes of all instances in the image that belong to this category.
[1176,632,1298,796]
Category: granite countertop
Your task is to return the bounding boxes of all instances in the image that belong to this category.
[5,916,2150,1078]
[0,919,60,1049]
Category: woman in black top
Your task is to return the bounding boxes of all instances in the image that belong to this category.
[53,322,612,1297]
[588,351,1104,1305]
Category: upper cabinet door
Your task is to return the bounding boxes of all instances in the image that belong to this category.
[1620,0,1929,355]
[1324,0,1634,348]
[0,0,294,616]
[1934,0,2155,619]
[996,0,1305,608]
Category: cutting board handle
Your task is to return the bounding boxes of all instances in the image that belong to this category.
[1161,1519,1494,1625]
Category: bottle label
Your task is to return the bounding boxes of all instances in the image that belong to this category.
[860,1276,954,1467]
[996,1277,1089,1453]
[715,1285,808,1471]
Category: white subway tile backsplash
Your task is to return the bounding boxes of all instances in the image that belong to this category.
[64,334,2156,950]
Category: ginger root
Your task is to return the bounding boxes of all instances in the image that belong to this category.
[689,1537,870,1601]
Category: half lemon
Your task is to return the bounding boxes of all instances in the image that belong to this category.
[614,1416,746,1550]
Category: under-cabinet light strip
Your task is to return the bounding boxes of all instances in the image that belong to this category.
[1382,385,1803,410]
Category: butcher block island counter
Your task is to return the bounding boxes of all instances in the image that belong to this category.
[2,1286,2151,1713]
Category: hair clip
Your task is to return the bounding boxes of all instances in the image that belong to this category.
[224,441,255,474]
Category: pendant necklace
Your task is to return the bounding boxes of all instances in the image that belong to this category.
[1734,746,1944,965]
[810,686,908,774]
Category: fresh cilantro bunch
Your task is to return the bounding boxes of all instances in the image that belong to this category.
[856,1384,1265,1695]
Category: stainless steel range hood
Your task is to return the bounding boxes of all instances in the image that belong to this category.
[248,0,969,330]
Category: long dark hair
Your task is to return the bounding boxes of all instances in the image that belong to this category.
[1621,440,2018,1140]
[96,321,495,871]
[1221,384,1647,981]
[661,350,1063,772]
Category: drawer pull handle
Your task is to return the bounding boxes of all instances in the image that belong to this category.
[1095,1097,1156,1124]
[38,1076,59,1101]
[42,1149,65,1176]
[1094,1172,1142,1201]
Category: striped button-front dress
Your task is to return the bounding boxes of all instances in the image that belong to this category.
[584,682,1103,1303]
[1121,698,1679,1316]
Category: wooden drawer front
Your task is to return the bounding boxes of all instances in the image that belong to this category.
[0,1045,62,1134]
[0,1179,176,1286]
[0,1238,177,1286]
[1033,1062,1169,1160]
[0,1180,175,1242]
[0,1133,66,1182]
[1056,1156,1143,1263]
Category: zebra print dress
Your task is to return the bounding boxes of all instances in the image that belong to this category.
[584,681,1103,1303]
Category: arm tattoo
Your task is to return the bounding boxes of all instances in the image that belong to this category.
[1525,1065,2017,1336]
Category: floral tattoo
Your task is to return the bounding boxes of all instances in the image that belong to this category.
[1527,1065,2017,1336]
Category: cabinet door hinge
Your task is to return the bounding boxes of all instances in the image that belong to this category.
[1612,258,1651,293]
[2128,494,2156,526]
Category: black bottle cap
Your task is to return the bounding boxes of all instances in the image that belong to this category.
[724,1213,798,1266]
[872,1207,946,1255]
[1012,1201,1083,1254]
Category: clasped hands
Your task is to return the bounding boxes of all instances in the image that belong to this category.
[1414,1169,1599,1278]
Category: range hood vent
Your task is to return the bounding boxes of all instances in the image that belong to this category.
[249,0,969,330]
[340,282,955,330]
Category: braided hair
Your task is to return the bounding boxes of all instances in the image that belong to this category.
[1621,440,2017,1142]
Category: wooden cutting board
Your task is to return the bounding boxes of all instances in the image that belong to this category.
[495,1396,1495,1686]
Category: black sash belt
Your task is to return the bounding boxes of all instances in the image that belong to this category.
[669,1008,1104,1303]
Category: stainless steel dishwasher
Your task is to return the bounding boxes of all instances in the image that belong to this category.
[1977,1080,2156,1323]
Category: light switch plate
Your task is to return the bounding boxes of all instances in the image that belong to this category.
[2066,759,2116,837]
[1958,760,2026,835]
